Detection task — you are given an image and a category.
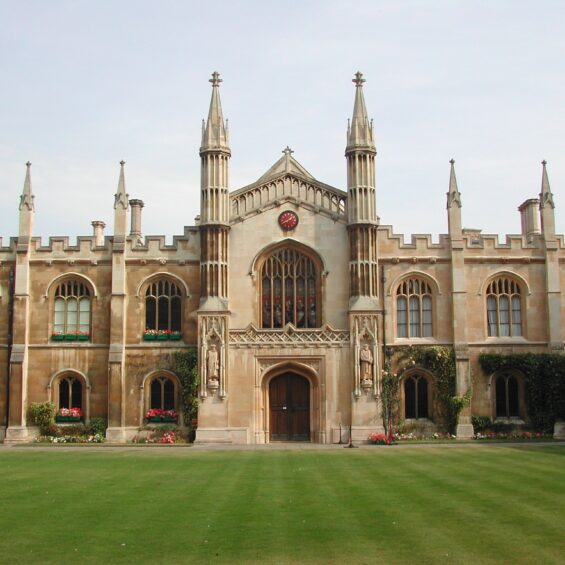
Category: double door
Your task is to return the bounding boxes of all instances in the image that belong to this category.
[269,373,310,441]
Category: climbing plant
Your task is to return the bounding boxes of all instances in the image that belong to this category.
[394,346,470,434]
[380,357,400,439]
[171,348,200,439]
[479,353,565,432]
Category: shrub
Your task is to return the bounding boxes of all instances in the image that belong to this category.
[61,424,86,437]
[471,415,492,433]
[27,402,56,435]
[86,417,107,436]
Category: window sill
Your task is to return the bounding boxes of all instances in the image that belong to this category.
[484,337,528,344]
[494,417,525,425]
[394,337,438,344]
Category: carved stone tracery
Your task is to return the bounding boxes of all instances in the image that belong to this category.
[229,323,349,348]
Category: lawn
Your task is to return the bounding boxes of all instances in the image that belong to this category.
[0,445,564,564]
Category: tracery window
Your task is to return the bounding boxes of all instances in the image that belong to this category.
[486,277,522,337]
[145,280,182,332]
[53,280,91,335]
[404,374,429,419]
[58,375,83,411]
[495,374,520,418]
[396,278,433,338]
[260,247,319,329]
[150,376,176,411]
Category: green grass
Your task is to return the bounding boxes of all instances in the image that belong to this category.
[1,445,564,564]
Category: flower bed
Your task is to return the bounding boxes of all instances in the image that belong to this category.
[145,408,178,423]
[368,432,392,445]
[474,431,551,440]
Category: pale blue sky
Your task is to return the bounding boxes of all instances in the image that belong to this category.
[1,0,564,242]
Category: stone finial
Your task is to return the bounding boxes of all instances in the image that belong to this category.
[114,160,129,212]
[446,158,462,209]
[540,159,555,210]
[201,71,229,151]
[282,146,294,157]
[347,72,374,150]
[209,71,222,87]
[352,71,366,87]
[19,160,35,212]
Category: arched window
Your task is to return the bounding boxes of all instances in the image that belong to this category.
[260,247,319,329]
[150,376,176,411]
[396,278,433,338]
[54,280,91,336]
[486,277,522,337]
[404,374,429,419]
[495,374,520,418]
[145,280,182,332]
[58,375,83,410]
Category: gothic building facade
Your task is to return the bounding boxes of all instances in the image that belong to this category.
[1,72,563,443]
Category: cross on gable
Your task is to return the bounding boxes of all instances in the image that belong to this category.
[282,146,294,157]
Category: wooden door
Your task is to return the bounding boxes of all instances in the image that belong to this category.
[269,373,310,441]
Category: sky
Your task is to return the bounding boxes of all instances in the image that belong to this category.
[1,0,564,244]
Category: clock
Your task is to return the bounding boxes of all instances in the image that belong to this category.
[278,210,299,231]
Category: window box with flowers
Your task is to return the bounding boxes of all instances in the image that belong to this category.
[146,408,178,423]
[143,329,182,342]
[56,407,83,422]
[51,332,66,341]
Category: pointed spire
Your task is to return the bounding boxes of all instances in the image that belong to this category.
[446,158,462,208]
[201,71,230,152]
[347,71,375,151]
[19,161,35,212]
[114,160,129,210]
[539,160,555,209]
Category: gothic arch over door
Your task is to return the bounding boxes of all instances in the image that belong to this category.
[269,373,310,441]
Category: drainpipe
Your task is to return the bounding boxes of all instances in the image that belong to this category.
[381,265,388,361]
[5,267,15,429]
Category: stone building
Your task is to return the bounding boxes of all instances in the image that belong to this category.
[1,72,563,444]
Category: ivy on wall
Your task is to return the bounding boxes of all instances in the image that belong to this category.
[170,348,199,439]
[393,346,470,434]
[479,353,565,432]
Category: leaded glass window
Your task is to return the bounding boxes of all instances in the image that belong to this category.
[145,280,182,332]
[396,278,433,338]
[261,248,318,328]
[53,280,91,335]
[486,278,522,337]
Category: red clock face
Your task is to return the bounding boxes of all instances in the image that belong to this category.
[278,211,299,231]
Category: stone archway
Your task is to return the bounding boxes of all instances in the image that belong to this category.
[257,359,323,444]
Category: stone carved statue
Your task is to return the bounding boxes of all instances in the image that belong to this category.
[360,344,373,388]
[207,344,220,390]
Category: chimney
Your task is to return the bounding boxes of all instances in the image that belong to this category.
[518,198,541,243]
[129,199,144,241]
[91,221,106,246]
